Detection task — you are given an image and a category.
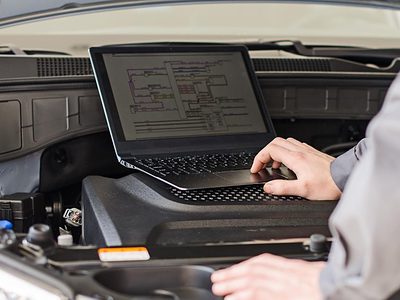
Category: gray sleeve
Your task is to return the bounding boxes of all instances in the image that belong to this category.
[330,139,368,191]
[320,75,400,300]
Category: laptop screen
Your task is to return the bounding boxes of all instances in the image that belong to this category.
[102,51,268,141]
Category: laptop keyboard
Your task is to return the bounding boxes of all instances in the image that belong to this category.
[135,152,256,177]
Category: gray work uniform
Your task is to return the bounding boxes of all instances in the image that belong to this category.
[330,138,368,192]
[320,75,400,299]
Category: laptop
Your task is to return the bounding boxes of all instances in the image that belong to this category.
[89,44,294,190]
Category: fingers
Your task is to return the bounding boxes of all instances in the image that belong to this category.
[263,179,306,197]
[212,276,252,296]
[286,137,313,151]
[270,137,310,154]
[212,255,291,297]
[211,253,325,299]
[251,137,312,173]
[272,160,282,169]
[223,289,258,300]
[287,137,334,160]
[212,253,294,283]
[213,277,284,298]
[244,252,292,268]
[251,143,289,173]
[251,141,305,173]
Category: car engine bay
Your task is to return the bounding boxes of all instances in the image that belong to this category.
[0,43,397,299]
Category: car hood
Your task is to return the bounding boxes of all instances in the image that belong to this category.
[1,0,400,27]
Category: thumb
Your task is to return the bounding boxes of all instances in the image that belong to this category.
[264,180,304,197]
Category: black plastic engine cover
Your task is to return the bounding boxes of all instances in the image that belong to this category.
[81,173,336,247]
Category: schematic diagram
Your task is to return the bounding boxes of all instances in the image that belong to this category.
[126,58,251,135]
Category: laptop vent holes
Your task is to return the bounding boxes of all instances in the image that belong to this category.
[170,185,304,204]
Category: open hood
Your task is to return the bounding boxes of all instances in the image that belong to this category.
[2,0,400,27]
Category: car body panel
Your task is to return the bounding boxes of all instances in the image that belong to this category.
[1,0,400,27]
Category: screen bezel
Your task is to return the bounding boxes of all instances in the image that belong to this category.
[90,44,276,157]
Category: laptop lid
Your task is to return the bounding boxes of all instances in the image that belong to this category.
[89,44,276,158]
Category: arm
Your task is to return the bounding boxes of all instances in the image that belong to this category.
[320,76,400,299]
[212,75,400,300]
[211,110,398,300]
[330,139,368,191]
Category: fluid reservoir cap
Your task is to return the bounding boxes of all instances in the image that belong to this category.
[57,234,73,247]
[0,220,13,230]
[26,224,55,251]
[0,228,17,250]
[309,234,327,253]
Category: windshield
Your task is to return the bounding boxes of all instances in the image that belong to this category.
[1,2,400,56]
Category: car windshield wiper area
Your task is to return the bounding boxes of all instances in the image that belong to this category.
[247,40,400,69]
[0,45,70,56]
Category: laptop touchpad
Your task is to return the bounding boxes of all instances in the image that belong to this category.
[215,168,292,185]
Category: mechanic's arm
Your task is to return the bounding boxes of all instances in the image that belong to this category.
[211,106,397,300]
[320,75,400,300]
[211,139,364,300]
[250,137,341,200]
[329,138,368,191]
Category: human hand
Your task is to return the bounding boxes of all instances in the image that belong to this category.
[251,137,341,200]
[211,253,325,300]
